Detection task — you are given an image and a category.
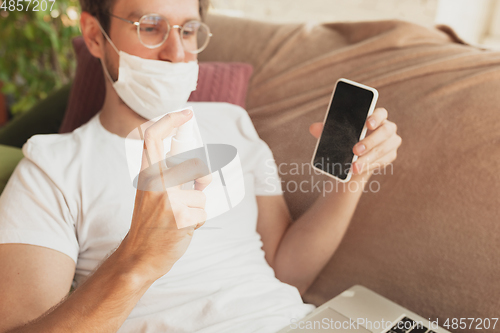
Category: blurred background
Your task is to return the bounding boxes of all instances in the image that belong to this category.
[1,0,500,125]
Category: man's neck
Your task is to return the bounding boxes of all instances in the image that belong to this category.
[98,82,147,138]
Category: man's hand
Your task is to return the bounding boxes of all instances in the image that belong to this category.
[117,109,212,284]
[309,107,402,179]
[264,108,401,294]
[1,111,212,333]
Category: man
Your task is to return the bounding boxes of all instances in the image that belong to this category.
[0,0,402,332]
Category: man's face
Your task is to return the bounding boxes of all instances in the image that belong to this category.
[104,0,200,80]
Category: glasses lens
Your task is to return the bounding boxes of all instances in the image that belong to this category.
[138,15,169,48]
[181,21,211,53]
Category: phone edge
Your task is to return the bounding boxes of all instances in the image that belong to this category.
[310,78,379,184]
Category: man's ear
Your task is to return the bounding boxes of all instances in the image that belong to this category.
[80,12,106,59]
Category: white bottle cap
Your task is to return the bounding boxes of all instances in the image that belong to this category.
[169,117,196,156]
[175,117,194,142]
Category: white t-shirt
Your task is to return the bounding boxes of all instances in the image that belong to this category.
[0,102,316,333]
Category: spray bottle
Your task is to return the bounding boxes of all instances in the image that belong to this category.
[165,108,198,190]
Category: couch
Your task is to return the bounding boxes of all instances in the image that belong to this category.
[1,14,499,333]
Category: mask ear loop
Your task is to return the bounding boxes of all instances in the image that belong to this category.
[97,20,120,54]
[96,20,120,84]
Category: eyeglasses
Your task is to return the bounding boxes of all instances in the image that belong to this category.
[108,13,213,54]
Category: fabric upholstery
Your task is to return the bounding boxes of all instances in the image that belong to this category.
[0,84,71,148]
[197,15,500,332]
[59,37,253,133]
[4,14,496,332]
[0,145,23,194]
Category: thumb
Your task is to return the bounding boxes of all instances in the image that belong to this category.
[309,122,323,139]
[135,109,193,193]
[139,108,193,174]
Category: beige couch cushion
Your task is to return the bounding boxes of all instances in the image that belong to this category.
[199,14,500,330]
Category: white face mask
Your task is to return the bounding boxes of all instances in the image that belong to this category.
[98,23,199,120]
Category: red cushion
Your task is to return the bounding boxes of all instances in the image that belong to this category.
[60,37,253,133]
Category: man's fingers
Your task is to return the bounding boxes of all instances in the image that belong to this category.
[176,208,207,229]
[187,208,207,224]
[137,157,211,192]
[163,158,210,188]
[354,149,398,175]
[309,122,323,139]
[353,133,401,174]
[167,190,207,229]
[170,190,206,209]
[194,173,212,191]
[353,121,397,156]
[194,221,206,230]
[366,108,388,131]
[139,109,193,173]
[136,156,168,192]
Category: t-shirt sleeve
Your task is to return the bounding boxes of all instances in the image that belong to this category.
[0,158,79,264]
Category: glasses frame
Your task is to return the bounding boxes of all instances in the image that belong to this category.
[108,13,213,54]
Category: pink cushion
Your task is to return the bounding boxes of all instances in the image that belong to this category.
[60,37,253,133]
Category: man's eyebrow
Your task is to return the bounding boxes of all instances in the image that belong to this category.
[126,11,201,23]
[182,17,202,23]
[126,10,144,20]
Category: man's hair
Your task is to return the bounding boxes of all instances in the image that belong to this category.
[79,0,211,34]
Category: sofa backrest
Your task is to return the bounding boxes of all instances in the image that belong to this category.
[199,14,500,329]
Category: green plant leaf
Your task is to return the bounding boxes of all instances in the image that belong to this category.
[24,24,35,41]
[2,0,81,115]
[1,82,17,94]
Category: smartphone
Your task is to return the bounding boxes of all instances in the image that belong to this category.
[311,78,379,183]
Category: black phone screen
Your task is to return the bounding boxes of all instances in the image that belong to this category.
[313,81,375,180]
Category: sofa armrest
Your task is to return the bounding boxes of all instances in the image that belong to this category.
[0,144,23,194]
[0,84,71,149]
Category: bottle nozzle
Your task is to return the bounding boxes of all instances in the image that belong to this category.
[175,117,194,142]
[169,108,196,157]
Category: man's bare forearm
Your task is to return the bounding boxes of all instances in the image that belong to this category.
[273,174,370,295]
[6,245,155,333]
